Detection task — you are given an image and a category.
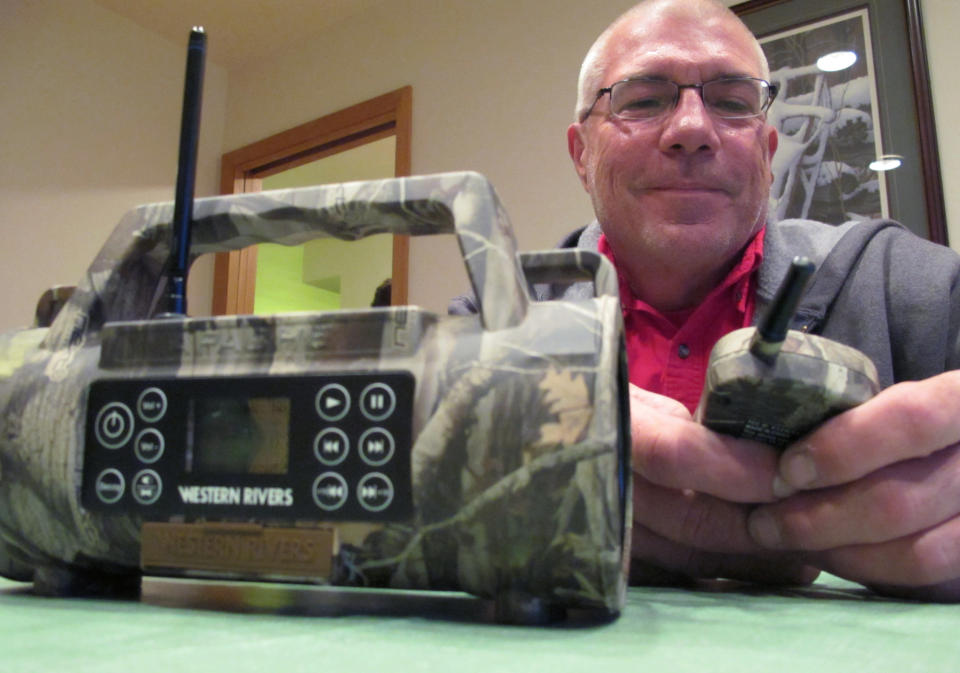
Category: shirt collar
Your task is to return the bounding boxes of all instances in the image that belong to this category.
[598,226,766,317]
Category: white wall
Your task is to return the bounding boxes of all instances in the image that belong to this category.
[1,0,958,330]
[0,0,227,331]
[920,0,960,237]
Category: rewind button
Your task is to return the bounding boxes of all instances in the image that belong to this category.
[312,472,348,511]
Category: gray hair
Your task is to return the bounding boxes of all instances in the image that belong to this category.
[574,0,771,121]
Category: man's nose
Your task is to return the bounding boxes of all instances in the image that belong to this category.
[658,88,719,154]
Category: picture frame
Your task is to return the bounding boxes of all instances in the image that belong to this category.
[732,0,947,244]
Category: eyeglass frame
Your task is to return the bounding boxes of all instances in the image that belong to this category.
[578,76,780,124]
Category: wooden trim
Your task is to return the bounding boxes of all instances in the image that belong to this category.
[251,123,396,179]
[393,86,413,177]
[213,174,261,314]
[391,235,410,306]
[211,86,413,314]
[390,86,413,305]
[729,0,790,15]
[210,247,237,315]
[905,0,947,245]
[235,247,258,314]
[221,89,408,176]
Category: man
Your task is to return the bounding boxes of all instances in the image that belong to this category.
[565,0,960,599]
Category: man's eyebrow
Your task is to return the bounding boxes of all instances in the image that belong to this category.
[617,73,669,82]
[712,70,761,80]
[621,70,760,82]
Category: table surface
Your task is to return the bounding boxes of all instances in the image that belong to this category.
[0,573,957,673]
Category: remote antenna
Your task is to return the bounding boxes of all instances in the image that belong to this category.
[165,26,206,316]
[749,256,815,365]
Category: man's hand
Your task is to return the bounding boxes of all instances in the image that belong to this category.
[747,371,960,601]
[628,385,818,586]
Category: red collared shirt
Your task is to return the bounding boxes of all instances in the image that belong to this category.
[599,228,765,414]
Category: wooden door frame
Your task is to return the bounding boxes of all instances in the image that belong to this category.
[212,86,412,314]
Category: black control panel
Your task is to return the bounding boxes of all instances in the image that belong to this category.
[81,372,414,521]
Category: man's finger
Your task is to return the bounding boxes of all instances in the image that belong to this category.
[809,514,960,596]
[630,384,690,419]
[631,406,780,503]
[777,371,960,493]
[750,444,960,550]
[630,522,819,586]
[633,476,761,553]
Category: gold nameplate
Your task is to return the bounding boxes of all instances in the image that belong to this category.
[141,522,337,580]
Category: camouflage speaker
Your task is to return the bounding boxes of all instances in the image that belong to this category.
[0,171,631,623]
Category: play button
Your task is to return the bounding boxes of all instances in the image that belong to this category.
[315,383,350,422]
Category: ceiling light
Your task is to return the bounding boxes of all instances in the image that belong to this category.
[869,155,903,172]
[817,51,858,72]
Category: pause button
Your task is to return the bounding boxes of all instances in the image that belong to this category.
[360,382,396,421]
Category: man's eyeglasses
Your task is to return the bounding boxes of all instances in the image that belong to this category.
[580,76,779,123]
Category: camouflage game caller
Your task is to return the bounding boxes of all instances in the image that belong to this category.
[0,172,631,623]
[696,257,880,448]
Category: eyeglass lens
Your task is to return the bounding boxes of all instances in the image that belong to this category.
[610,78,770,119]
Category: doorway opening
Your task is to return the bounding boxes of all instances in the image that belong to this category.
[210,86,411,315]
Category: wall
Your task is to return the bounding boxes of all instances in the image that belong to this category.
[920,0,960,235]
[1,0,958,330]
[0,0,227,331]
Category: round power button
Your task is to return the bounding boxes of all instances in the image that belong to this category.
[95,403,134,449]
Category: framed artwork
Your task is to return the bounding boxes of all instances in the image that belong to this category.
[732,0,947,244]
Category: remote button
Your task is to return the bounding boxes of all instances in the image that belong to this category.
[315,384,350,422]
[94,469,126,504]
[359,428,395,466]
[357,473,394,512]
[132,470,162,505]
[134,428,165,464]
[95,402,135,449]
[313,428,349,466]
[312,472,348,511]
[360,382,396,421]
[137,387,168,423]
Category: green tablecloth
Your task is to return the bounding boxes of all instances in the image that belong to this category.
[0,574,956,672]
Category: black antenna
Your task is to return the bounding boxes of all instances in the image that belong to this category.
[165,26,206,316]
[749,256,815,365]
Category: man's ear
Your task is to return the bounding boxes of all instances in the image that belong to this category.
[567,123,591,191]
[766,124,779,182]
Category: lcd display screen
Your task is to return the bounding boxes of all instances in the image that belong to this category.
[189,397,291,475]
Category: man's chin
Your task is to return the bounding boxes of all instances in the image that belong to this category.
[643,220,748,259]
[654,199,733,227]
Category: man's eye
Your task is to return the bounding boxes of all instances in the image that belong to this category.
[617,96,668,116]
[709,97,753,114]
[706,81,762,116]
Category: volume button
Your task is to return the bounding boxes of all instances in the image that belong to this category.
[137,387,168,423]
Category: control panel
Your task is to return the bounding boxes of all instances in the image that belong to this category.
[81,372,414,521]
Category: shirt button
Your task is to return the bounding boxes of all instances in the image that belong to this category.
[678,344,690,359]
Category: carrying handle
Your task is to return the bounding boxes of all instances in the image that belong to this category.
[519,249,618,299]
[43,172,529,350]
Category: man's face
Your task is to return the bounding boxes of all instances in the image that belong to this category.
[569,8,778,281]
